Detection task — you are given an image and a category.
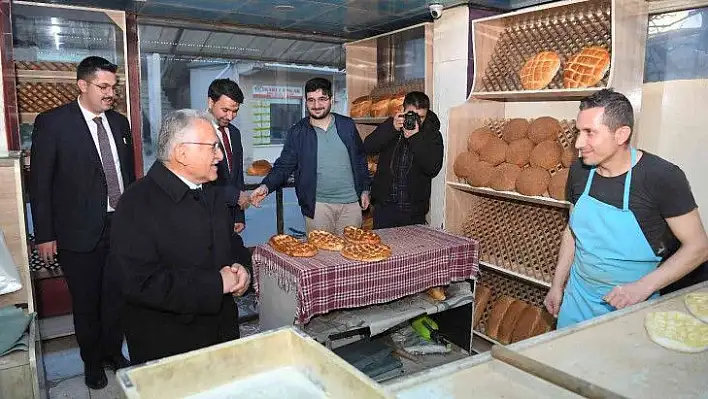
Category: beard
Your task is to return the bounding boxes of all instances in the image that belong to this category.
[308,104,331,120]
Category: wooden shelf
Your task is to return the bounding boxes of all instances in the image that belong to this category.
[353,117,388,125]
[479,261,551,289]
[15,69,125,82]
[473,330,503,347]
[472,88,603,102]
[447,181,571,209]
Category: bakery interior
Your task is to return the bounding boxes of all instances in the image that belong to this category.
[0,0,707,398]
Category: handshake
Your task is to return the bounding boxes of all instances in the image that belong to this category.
[220,263,251,296]
[248,184,269,208]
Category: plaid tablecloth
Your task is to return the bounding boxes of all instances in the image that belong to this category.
[253,225,479,324]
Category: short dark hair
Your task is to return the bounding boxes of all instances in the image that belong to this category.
[579,88,634,132]
[77,56,117,81]
[403,91,430,110]
[304,77,332,98]
[208,79,244,104]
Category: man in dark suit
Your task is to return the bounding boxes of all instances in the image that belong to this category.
[207,79,252,266]
[29,56,134,389]
[110,109,251,364]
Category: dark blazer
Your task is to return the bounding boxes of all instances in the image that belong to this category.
[29,101,136,252]
[211,123,245,224]
[364,110,444,216]
[261,113,370,219]
[110,161,246,364]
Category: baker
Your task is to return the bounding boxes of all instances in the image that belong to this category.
[544,89,708,328]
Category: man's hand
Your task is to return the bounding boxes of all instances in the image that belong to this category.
[393,113,404,131]
[403,120,419,138]
[234,223,245,234]
[220,266,239,294]
[544,285,564,317]
[250,184,268,207]
[229,263,251,297]
[360,191,370,210]
[603,281,653,310]
[37,241,57,264]
[237,191,250,210]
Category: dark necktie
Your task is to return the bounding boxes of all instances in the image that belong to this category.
[219,126,233,172]
[93,116,122,209]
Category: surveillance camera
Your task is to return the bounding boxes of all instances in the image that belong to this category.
[429,3,443,20]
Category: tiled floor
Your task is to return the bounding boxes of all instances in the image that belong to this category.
[44,320,263,399]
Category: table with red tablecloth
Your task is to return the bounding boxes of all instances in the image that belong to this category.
[253,225,479,328]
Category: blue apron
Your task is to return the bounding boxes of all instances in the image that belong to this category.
[557,148,661,328]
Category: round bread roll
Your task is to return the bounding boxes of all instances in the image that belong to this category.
[480,137,508,166]
[502,118,530,142]
[519,51,561,90]
[467,161,495,187]
[490,163,522,191]
[247,159,272,176]
[467,127,497,153]
[563,46,611,89]
[529,116,562,144]
[561,146,577,168]
[453,151,480,179]
[516,166,551,196]
[506,138,535,166]
[529,141,562,170]
[548,168,569,201]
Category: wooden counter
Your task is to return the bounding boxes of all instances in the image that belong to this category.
[507,281,708,398]
[386,281,707,398]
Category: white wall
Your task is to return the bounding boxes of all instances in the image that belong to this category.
[430,6,470,229]
[637,79,708,228]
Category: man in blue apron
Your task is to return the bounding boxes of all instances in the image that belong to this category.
[544,89,708,328]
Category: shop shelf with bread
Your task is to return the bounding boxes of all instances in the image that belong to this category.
[447,0,649,346]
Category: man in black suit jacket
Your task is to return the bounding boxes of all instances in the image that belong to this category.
[110,109,251,364]
[29,56,134,390]
[206,79,251,264]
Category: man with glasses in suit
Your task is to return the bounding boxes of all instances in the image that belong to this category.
[30,56,135,389]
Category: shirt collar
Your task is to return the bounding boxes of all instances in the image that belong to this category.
[148,161,202,203]
[77,97,105,123]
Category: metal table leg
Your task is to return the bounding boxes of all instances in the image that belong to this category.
[276,187,284,234]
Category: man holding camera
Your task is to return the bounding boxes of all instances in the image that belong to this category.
[364,92,444,228]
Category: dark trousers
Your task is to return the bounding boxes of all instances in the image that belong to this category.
[59,215,123,366]
[373,203,426,229]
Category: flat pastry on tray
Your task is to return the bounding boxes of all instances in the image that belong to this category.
[307,230,345,251]
[343,225,381,245]
[644,311,708,353]
[341,242,391,262]
[268,234,318,257]
[684,292,708,323]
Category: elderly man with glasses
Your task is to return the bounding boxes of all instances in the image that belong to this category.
[250,77,370,235]
[110,109,251,365]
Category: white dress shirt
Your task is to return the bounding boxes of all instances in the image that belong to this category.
[174,173,202,190]
[77,98,125,212]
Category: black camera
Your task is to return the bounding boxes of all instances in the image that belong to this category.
[403,111,421,131]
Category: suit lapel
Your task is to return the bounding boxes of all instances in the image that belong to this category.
[70,102,103,172]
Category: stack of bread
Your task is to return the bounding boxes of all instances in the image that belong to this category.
[518,47,611,90]
[350,96,372,118]
[483,294,555,344]
[453,116,576,200]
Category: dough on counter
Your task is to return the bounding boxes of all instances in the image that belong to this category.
[644,311,708,353]
[684,292,708,323]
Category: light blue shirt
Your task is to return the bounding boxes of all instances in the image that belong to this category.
[315,119,358,203]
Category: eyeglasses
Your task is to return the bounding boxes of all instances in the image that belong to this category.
[88,82,118,93]
[306,96,331,105]
[181,141,222,153]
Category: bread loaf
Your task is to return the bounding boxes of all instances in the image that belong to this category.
[473,285,492,329]
[497,300,530,344]
[388,94,405,117]
[247,159,272,176]
[370,97,391,117]
[350,96,372,118]
[486,295,516,339]
[519,51,561,90]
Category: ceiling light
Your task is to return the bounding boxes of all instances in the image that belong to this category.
[274,5,295,11]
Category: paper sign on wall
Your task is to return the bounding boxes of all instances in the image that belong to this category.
[253,85,302,99]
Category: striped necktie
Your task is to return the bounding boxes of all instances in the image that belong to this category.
[93,116,122,209]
